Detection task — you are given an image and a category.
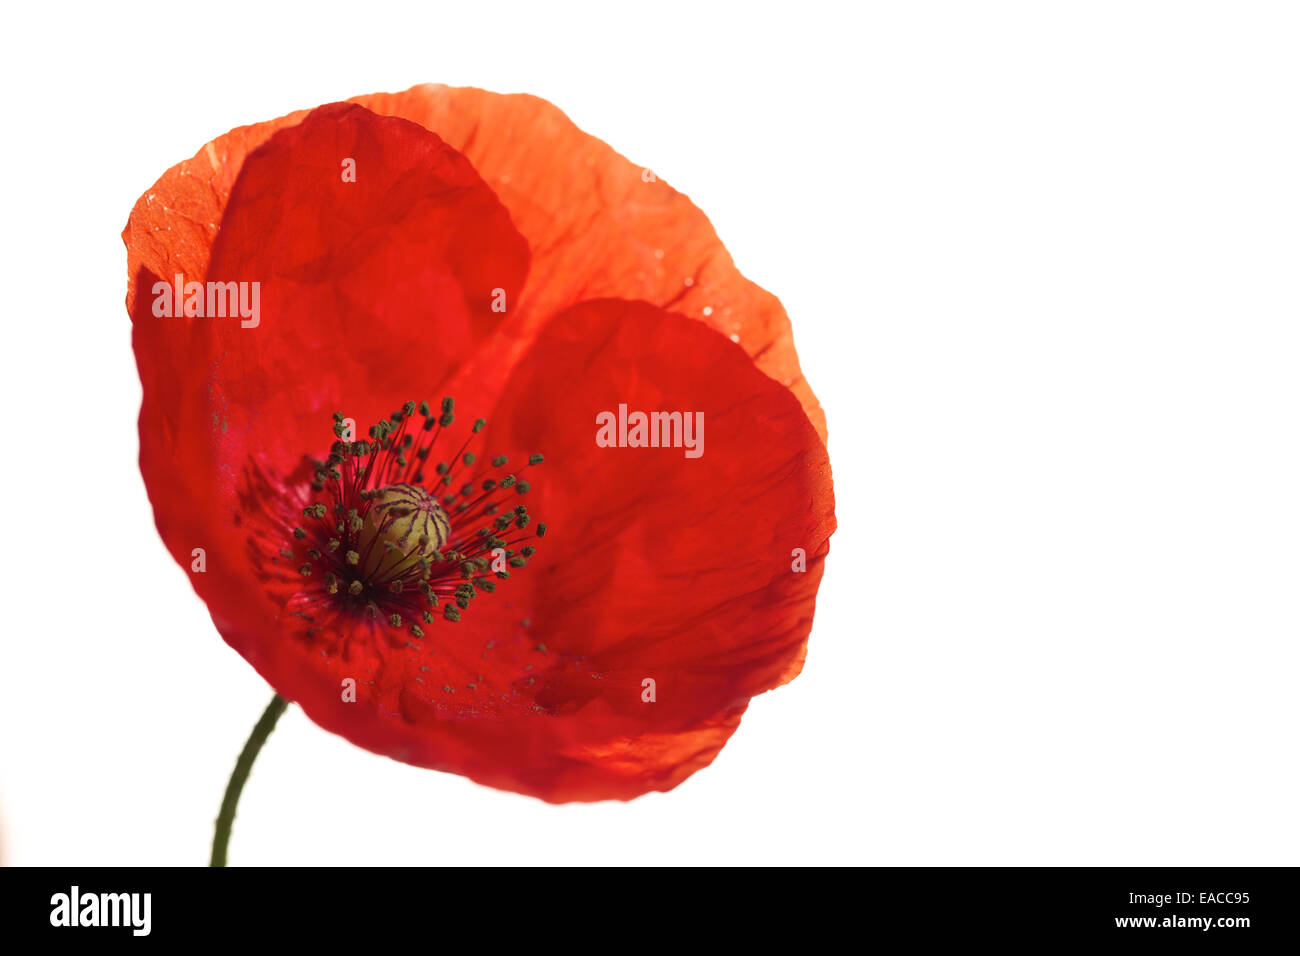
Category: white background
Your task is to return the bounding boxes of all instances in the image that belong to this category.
[1,1,1297,866]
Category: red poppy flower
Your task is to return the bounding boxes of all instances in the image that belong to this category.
[123,85,834,806]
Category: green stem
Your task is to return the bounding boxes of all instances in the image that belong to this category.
[210,693,289,867]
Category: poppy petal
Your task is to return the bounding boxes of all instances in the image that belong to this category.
[122,85,828,444]
[125,102,528,572]
[252,298,834,801]
[354,85,827,442]
[477,298,836,727]
[203,101,528,478]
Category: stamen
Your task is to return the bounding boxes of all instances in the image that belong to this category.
[278,397,548,640]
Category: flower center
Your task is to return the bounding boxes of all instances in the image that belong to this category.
[356,483,449,579]
[286,398,547,639]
